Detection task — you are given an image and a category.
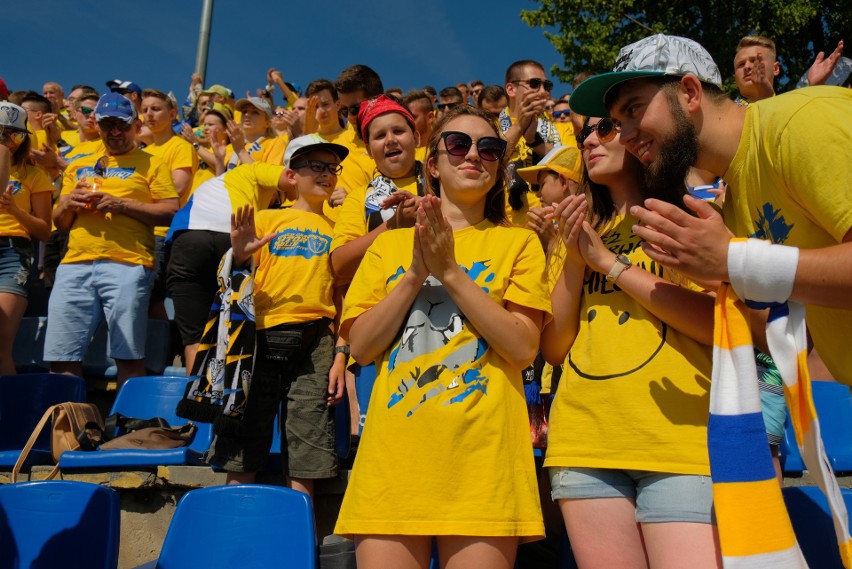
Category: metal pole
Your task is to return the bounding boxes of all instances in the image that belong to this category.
[194,0,214,81]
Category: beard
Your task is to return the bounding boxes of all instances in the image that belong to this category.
[642,100,698,206]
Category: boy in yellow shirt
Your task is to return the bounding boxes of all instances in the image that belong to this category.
[207,134,349,502]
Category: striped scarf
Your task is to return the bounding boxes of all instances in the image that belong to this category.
[710,283,852,567]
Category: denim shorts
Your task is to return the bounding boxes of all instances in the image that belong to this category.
[44,261,154,361]
[0,240,33,297]
[549,467,714,524]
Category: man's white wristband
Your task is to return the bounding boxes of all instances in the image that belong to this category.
[727,238,799,303]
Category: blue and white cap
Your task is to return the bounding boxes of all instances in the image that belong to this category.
[94,92,138,124]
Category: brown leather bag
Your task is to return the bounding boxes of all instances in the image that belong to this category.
[12,402,104,482]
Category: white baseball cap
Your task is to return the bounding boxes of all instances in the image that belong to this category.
[284,134,349,168]
[0,102,31,133]
[570,34,722,118]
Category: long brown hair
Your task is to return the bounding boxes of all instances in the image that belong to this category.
[424,105,507,225]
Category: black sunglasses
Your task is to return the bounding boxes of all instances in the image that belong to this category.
[291,159,343,175]
[437,102,461,112]
[440,131,507,162]
[552,109,570,119]
[511,78,554,92]
[576,119,621,148]
[340,103,361,118]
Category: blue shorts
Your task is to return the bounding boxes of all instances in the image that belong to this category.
[44,261,154,361]
[0,239,33,297]
[549,467,714,524]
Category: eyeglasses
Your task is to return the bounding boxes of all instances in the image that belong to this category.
[291,160,343,175]
[552,109,570,119]
[440,131,507,162]
[79,106,95,116]
[273,111,287,117]
[437,102,461,112]
[340,103,361,118]
[576,119,621,148]
[511,78,554,92]
[0,128,26,146]
[544,104,554,111]
[98,119,134,133]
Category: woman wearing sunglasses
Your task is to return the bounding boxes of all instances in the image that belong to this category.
[335,105,551,569]
[541,116,720,569]
[0,103,52,375]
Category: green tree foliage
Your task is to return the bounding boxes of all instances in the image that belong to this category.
[521,0,850,93]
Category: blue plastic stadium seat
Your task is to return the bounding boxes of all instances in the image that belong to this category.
[83,319,175,379]
[58,376,213,469]
[779,413,805,475]
[781,382,852,474]
[0,480,120,569]
[12,316,49,372]
[783,485,852,569]
[0,373,86,469]
[138,485,315,569]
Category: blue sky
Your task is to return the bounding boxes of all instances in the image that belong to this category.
[7,0,569,107]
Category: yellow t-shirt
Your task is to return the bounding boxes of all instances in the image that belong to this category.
[414,146,428,163]
[554,121,575,146]
[327,125,376,197]
[2,164,53,238]
[60,150,178,267]
[253,208,336,329]
[223,135,288,169]
[189,163,216,198]
[544,214,712,475]
[59,129,80,148]
[330,171,421,252]
[61,139,106,165]
[144,136,199,237]
[506,190,542,229]
[335,221,551,540]
[722,86,852,386]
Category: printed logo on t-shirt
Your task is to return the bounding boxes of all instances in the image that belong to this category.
[6,181,22,196]
[76,166,137,180]
[268,227,331,259]
[385,260,495,416]
[751,202,794,244]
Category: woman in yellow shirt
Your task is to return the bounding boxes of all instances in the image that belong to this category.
[541,115,720,569]
[335,105,551,568]
[0,103,52,374]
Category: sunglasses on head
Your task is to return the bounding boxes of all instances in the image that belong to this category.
[437,102,461,112]
[512,78,554,92]
[552,109,570,119]
[440,131,507,162]
[291,159,343,175]
[576,119,621,148]
[340,103,361,118]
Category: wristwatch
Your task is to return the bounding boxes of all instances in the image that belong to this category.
[606,254,632,283]
[334,345,350,357]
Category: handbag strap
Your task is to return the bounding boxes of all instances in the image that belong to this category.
[12,404,59,483]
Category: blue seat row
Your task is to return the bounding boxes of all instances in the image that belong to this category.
[12,316,176,378]
[780,381,852,475]
[0,481,316,569]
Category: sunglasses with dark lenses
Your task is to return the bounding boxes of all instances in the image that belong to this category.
[79,106,95,116]
[98,119,134,133]
[441,131,507,162]
[340,103,361,118]
[513,78,554,92]
[437,102,461,112]
[291,160,343,175]
[575,119,621,148]
[552,109,570,119]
